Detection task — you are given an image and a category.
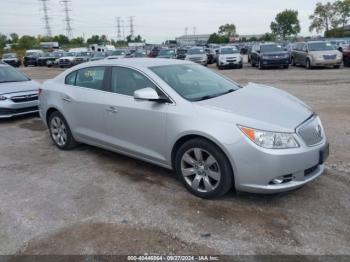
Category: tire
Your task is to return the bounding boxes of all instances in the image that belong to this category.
[48,111,77,150]
[334,65,340,69]
[258,59,264,70]
[24,64,28,67]
[174,138,234,199]
[283,65,289,69]
[238,64,243,69]
[306,59,312,69]
[344,58,350,67]
[291,57,296,66]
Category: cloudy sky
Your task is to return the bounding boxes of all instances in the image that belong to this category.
[0,0,335,43]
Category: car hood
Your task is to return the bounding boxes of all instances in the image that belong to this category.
[195,83,313,131]
[60,56,75,60]
[0,80,39,95]
[219,54,241,59]
[309,50,341,56]
[261,51,288,56]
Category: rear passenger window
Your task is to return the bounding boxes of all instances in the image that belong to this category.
[75,67,106,90]
[65,71,77,85]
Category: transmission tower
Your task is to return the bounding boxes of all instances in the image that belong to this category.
[39,0,52,37]
[128,16,134,38]
[116,17,121,40]
[193,26,196,35]
[60,0,73,38]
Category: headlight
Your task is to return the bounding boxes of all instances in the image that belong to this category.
[239,126,299,149]
[0,95,7,101]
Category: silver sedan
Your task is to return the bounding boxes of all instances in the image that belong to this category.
[39,58,329,199]
[0,63,39,118]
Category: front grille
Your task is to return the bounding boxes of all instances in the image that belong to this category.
[297,116,323,146]
[11,94,38,103]
[323,55,336,60]
[0,106,38,116]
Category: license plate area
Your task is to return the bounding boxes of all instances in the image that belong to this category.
[319,143,330,164]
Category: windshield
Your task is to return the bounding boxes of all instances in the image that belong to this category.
[2,53,16,59]
[158,49,175,56]
[94,52,105,57]
[0,66,29,83]
[134,51,146,57]
[187,48,205,55]
[66,52,76,56]
[150,64,240,101]
[220,47,239,54]
[308,42,335,51]
[78,52,91,57]
[260,44,284,52]
[25,52,39,56]
[112,50,126,55]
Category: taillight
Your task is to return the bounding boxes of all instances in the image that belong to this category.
[38,88,43,96]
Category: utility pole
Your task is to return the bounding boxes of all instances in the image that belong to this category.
[193,26,196,35]
[60,0,73,38]
[121,19,125,41]
[39,0,52,37]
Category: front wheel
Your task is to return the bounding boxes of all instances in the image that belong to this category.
[334,65,340,69]
[175,138,234,199]
[258,60,264,70]
[49,111,77,150]
[306,59,312,69]
[291,57,296,66]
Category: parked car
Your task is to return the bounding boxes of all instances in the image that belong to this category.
[148,46,161,58]
[106,49,127,60]
[23,50,44,67]
[185,47,207,66]
[205,48,217,64]
[250,43,290,69]
[343,44,350,67]
[0,63,39,118]
[176,48,188,60]
[46,51,66,67]
[157,48,176,59]
[59,52,78,68]
[291,41,343,69]
[130,50,147,58]
[39,58,328,199]
[216,46,243,69]
[1,53,21,67]
[90,52,108,61]
[37,52,59,66]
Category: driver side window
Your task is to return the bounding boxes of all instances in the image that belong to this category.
[110,67,158,96]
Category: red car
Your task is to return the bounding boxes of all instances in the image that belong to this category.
[343,45,350,67]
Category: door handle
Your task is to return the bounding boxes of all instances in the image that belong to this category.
[105,106,118,113]
[62,97,71,103]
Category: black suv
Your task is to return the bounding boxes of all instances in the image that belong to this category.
[250,43,290,69]
[23,50,43,67]
[1,53,21,67]
[176,48,188,60]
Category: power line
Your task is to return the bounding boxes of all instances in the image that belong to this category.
[39,0,52,36]
[60,0,73,38]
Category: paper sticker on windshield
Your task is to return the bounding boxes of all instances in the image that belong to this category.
[84,70,96,78]
[326,43,332,46]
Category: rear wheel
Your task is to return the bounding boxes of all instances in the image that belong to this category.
[48,111,77,150]
[175,138,234,199]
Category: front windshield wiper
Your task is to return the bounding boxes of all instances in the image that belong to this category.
[194,89,235,101]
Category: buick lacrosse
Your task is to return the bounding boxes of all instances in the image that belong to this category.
[39,58,329,198]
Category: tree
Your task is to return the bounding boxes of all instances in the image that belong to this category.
[86,35,101,45]
[309,2,338,33]
[17,35,37,49]
[70,37,84,45]
[53,34,69,45]
[334,0,350,29]
[261,32,276,42]
[270,10,300,39]
[218,24,236,37]
[208,33,228,44]
[9,33,19,43]
[0,34,7,49]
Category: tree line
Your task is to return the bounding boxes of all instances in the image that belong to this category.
[208,0,350,43]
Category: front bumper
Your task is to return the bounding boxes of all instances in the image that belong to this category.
[219,60,242,67]
[225,134,328,194]
[0,92,39,118]
[311,58,342,66]
[261,58,290,67]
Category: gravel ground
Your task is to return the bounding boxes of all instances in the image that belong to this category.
[0,63,349,256]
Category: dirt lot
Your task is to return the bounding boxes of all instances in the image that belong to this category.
[0,64,349,256]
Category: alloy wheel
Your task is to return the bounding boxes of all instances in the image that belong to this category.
[180,148,221,193]
[50,116,68,147]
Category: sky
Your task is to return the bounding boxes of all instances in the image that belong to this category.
[0,0,336,43]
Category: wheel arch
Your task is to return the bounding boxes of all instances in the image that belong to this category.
[170,133,237,182]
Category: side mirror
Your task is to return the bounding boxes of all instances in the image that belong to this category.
[134,87,169,103]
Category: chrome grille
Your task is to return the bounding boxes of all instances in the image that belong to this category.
[297,116,323,146]
[11,94,38,103]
